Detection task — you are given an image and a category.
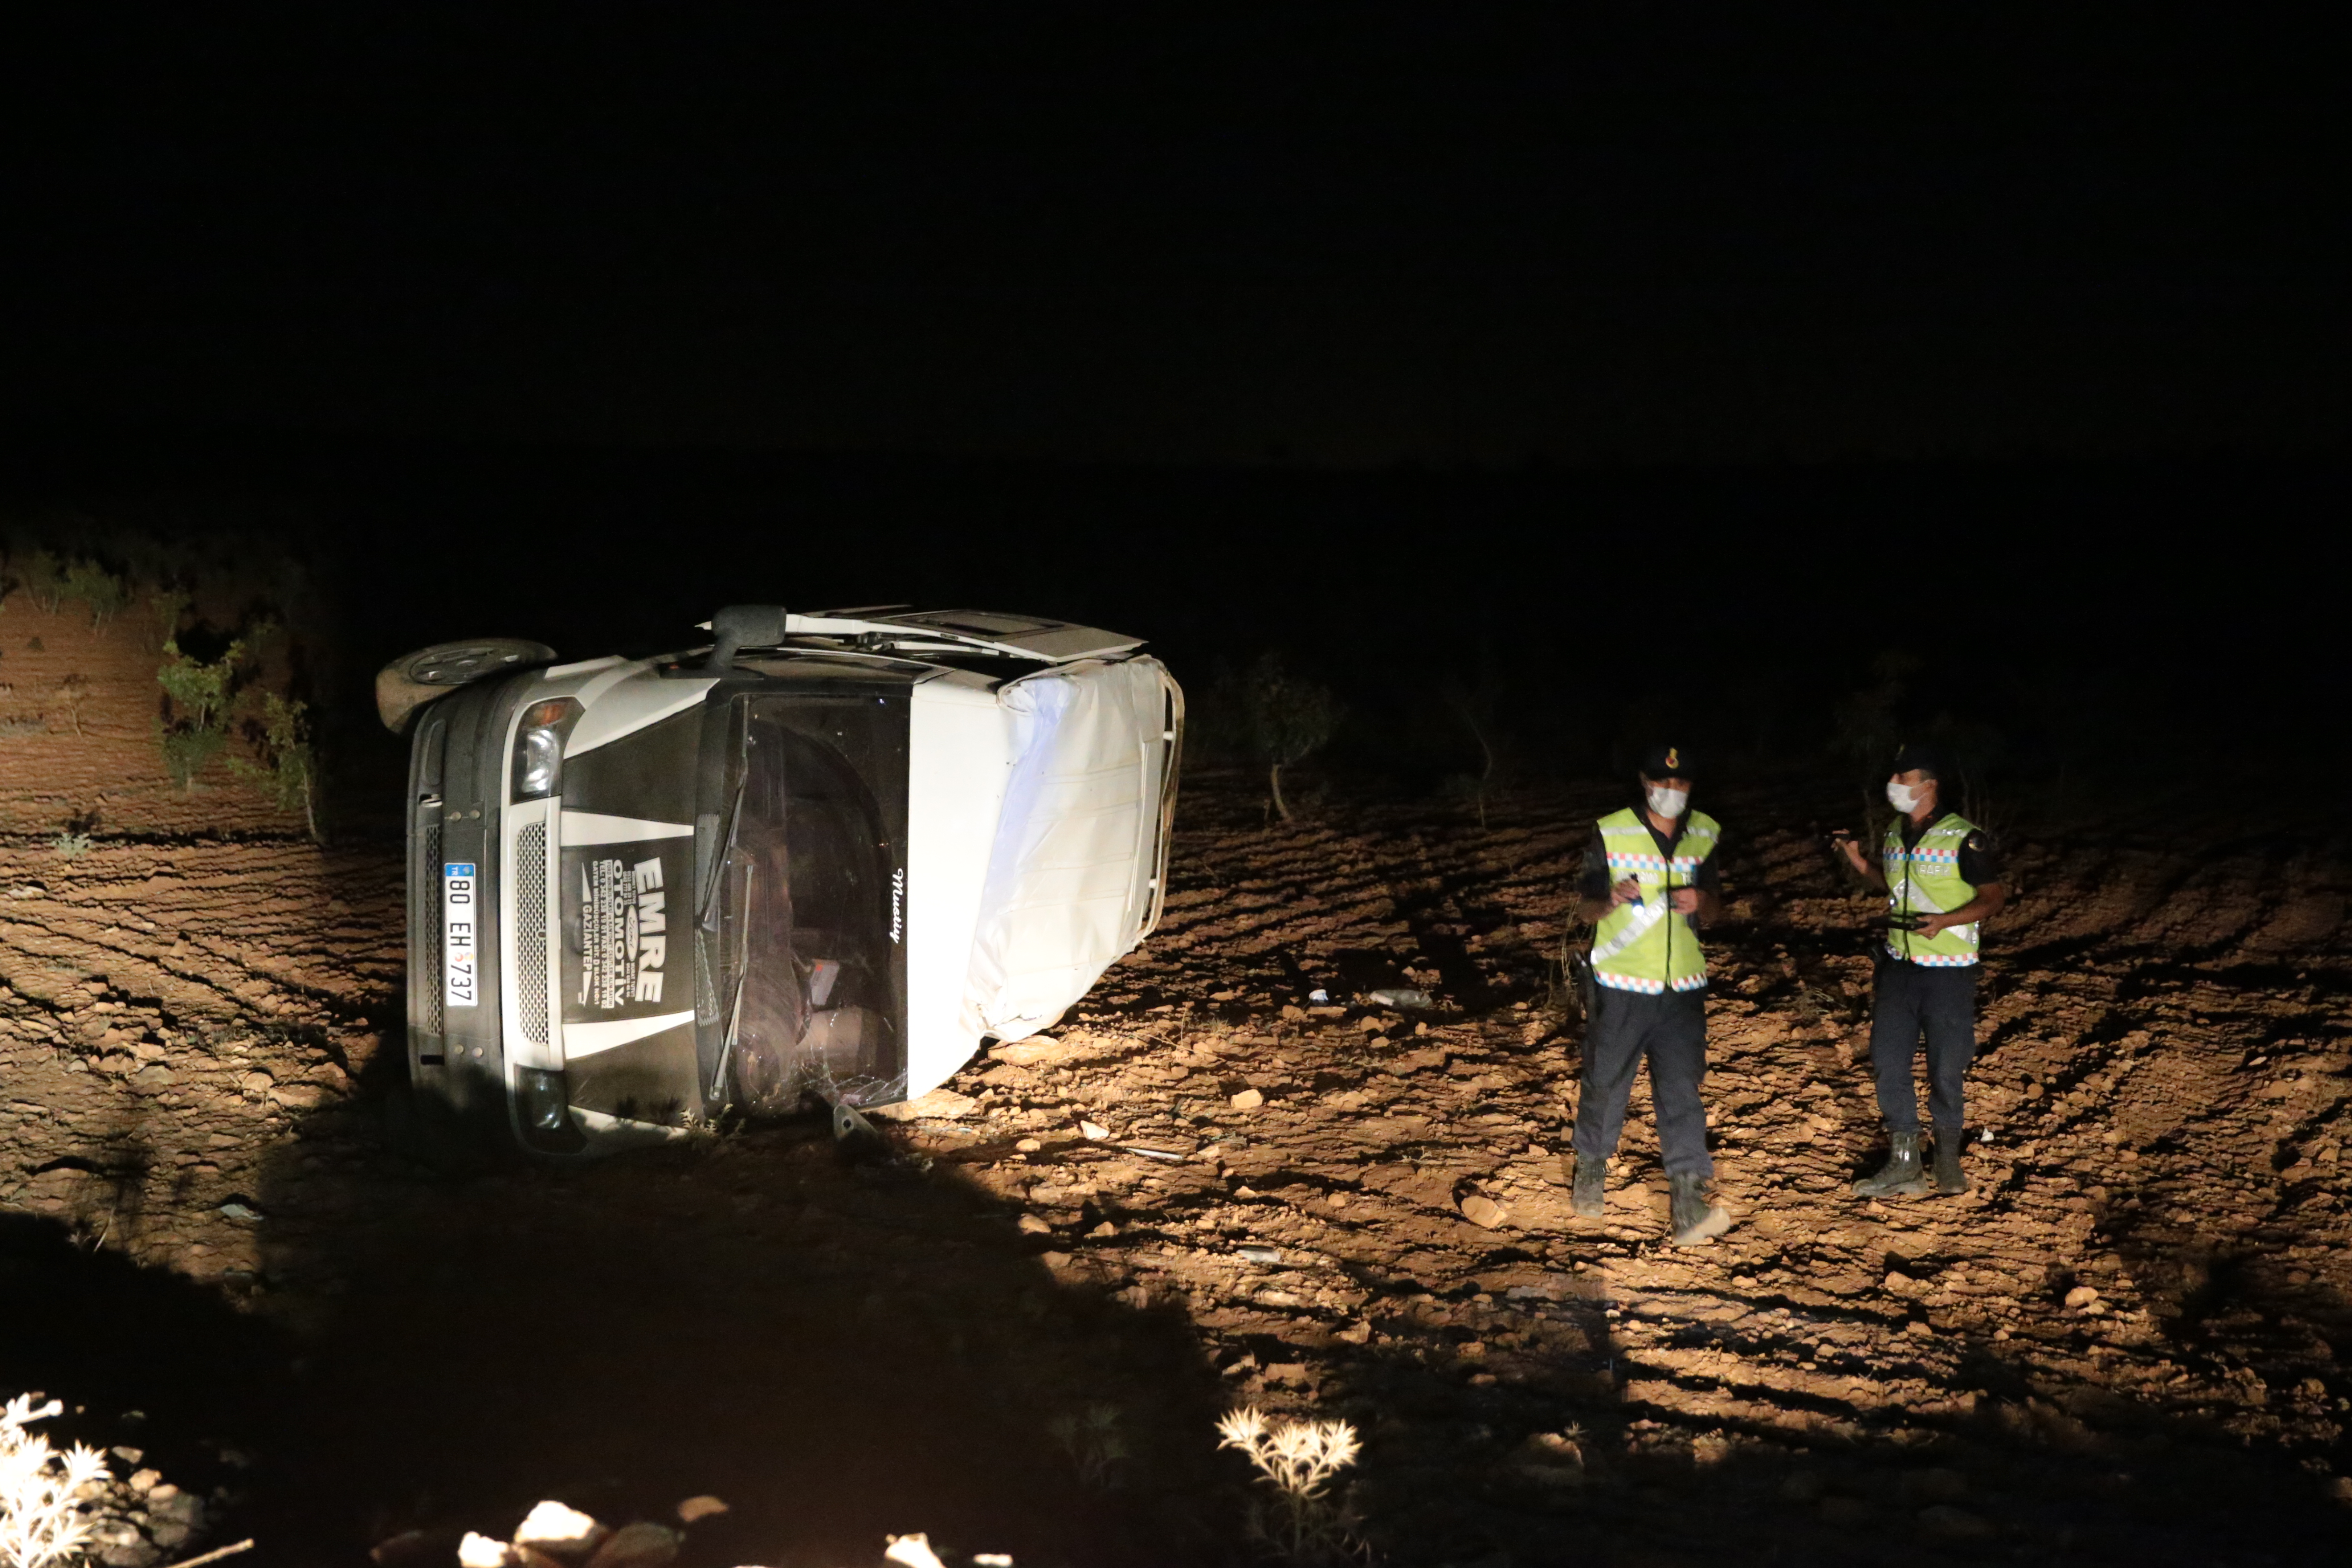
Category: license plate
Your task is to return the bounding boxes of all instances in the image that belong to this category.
[443,862,480,1009]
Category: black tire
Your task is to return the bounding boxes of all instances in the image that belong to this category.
[375,636,557,733]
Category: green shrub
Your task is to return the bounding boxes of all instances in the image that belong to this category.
[149,586,191,649]
[59,559,129,628]
[156,637,247,792]
[230,691,322,842]
[8,549,66,612]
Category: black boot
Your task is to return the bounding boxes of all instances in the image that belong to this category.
[1568,1154,1607,1219]
[1852,1131,1931,1198]
[1669,1172,1729,1246]
[1931,1126,1969,1194]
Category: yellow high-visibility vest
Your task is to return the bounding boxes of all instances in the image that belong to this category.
[1589,807,1719,994]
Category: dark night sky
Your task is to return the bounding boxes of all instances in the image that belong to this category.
[5,11,2344,467]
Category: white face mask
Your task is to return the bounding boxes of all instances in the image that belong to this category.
[1886,780,1922,813]
[1645,783,1689,819]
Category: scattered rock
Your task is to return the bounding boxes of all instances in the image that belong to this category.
[238,1071,273,1096]
[1920,1503,1994,1539]
[1017,1213,1052,1235]
[458,1533,512,1568]
[368,1529,431,1566]
[1511,1431,1586,1488]
[581,1521,680,1568]
[1229,1088,1264,1110]
[513,1501,607,1554]
[1900,1467,1967,1505]
[672,1496,728,1525]
[990,1037,1075,1067]
[1459,1194,1510,1229]
[1079,1120,1110,1140]
[2064,1284,2101,1311]
[884,1535,949,1568]
[870,1088,979,1121]
[1014,1137,1043,1153]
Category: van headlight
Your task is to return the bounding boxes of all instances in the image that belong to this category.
[510,698,583,800]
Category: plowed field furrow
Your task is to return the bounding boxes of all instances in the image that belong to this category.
[5,774,2350,1563]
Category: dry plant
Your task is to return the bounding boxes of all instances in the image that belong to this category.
[1,1393,110,1568]
[1047,1403,1130,1490]
[1237,653,1341,825]
[1216,1405,1370,1565]
[55,676,89,738]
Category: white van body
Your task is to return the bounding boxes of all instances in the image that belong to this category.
[400,607,1181,1155]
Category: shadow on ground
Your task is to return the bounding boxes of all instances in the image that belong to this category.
[238,1098,1239,1568]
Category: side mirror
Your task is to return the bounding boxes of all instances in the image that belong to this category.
[705,604,788,672]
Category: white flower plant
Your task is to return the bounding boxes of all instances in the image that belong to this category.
[1,1394,111,1568]
[1216,1405,1371,1565]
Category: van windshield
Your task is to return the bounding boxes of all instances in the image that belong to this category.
[703,690,909,1109]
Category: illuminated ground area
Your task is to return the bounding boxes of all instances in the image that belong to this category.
[2,752,2347,1564]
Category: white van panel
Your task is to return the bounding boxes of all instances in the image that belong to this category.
[904,676,1013,1096]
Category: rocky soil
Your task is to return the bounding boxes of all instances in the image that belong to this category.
[3,732,2349,1563]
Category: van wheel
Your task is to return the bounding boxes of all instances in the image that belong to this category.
[375,637,556,733]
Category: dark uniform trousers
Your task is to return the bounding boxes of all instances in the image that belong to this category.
[1572,986,1712,1179]
[1870,959,1976,1135]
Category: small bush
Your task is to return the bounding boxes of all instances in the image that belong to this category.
[1047,1403,1130,1490]
[7,550,66,614]
[149,587,191,650]
[156,636,248,793]
[58,561,129,629]
[230,692,321,842]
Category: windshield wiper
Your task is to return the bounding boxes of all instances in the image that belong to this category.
[710,862,754,1103]
[699,769,749,932]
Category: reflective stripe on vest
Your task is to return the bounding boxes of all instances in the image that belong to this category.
[1590,807,1717,992]
[1883,812,1981,966]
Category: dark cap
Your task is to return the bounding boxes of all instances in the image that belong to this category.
[1890,741,1946,779]
[1637,742,1696,782]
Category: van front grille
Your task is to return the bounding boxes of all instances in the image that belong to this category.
[516,820,550,1046]
[420,821,444,1036]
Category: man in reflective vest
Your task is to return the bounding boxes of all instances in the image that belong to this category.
[1569,743,1731,1246]
[1835,742,2007,1197]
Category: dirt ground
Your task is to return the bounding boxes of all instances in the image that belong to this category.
[3,630,2350,1565]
